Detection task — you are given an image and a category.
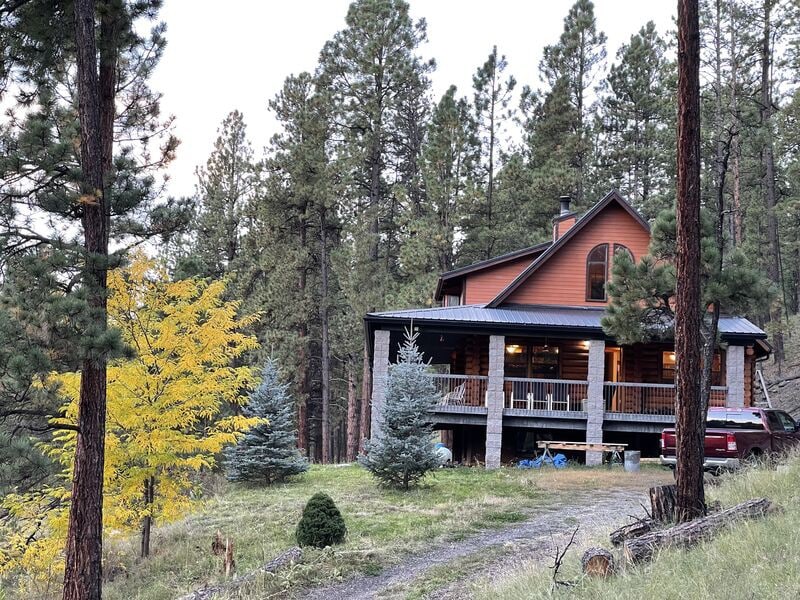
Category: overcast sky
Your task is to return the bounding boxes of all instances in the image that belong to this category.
[150,0,677,199]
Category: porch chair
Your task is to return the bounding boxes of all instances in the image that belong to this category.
[441,382,466,406]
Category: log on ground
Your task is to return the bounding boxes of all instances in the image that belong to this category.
[610,518,654,547]
[581,547,615,577]
[624,498,774,564]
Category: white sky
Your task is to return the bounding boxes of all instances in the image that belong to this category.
[151,0,677,199]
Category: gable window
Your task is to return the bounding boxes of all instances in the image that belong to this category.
[586,243,609,301]
[614,244,633,263]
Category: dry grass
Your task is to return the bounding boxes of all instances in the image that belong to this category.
[473,454,800,600]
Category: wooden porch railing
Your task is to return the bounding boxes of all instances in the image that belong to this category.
[604,382,728,416]
[427,373,488,407]
[504,377,589,412]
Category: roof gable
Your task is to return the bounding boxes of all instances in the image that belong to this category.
[487,190,650,308]
[434,242,550,301]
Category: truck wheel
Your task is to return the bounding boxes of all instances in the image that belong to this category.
[743,449,761,467]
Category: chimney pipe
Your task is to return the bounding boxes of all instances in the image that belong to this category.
[559,195,572,216]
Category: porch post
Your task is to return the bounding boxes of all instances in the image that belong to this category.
[726,345,745,408]
[586,339,605,466]
[370,330,391,440]
[485,335,505,469]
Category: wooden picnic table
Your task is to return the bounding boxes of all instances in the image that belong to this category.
[537,441,628,465]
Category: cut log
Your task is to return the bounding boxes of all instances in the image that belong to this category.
[581,547,615,577]
[649,484,677,523]
[624,498,774,564]
[610,518,654,547]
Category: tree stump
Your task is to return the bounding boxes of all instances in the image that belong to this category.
[649,484,678,523]
[624,497,773,564]
[610,518,654,546]
[223,538,235,577]
[581,547,615,577]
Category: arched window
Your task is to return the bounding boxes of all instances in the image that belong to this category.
[586,244,608,301]
[614,244,633,263]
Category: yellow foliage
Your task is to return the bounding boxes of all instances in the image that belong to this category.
[0,254,260,589]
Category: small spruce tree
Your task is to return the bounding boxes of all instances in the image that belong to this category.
[295,492,347,548]
[359,329,440,489]
[225,359,308,484]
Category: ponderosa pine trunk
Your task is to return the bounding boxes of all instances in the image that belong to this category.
[675,0,706,523]
[319,210,331,463]
[63,1,109,598]
[346,362,359,461]
[760,0,784,370]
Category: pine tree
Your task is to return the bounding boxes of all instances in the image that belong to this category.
[525,0,606,208]
[461,46,517,261]
[1,2,186,595]
[598,22,674,218]
[177,110,256,279]
[226,358,309,485]
[359,329,439,489]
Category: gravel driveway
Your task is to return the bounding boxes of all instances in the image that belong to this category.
[298,488,648,600]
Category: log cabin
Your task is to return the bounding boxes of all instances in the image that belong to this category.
[364,191,771,466]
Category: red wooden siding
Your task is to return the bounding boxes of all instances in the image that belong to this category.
[505,204,651,306]
[464,256,533,305]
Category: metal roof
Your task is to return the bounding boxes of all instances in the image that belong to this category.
[365,304,767,339]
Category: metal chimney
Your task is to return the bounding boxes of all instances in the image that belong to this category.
[559,195,572,216]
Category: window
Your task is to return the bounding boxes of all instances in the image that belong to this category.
[776,411,798,432]
[530,345,560,378]
[586,244,609,301]
[444,294,461,307]
[661,351,676,382]
[614,244,633,263]
[707,409,765,430]
[662,351,721,384]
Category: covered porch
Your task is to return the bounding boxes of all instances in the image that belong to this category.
[365,304,769,467]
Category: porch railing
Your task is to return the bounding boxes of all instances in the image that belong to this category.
[427,373,488,407]
[604,382,729,416]
[504,377,589,412]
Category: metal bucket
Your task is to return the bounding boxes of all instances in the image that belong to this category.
[624,450,641,472]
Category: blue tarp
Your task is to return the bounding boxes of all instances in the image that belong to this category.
[517,453,567,469]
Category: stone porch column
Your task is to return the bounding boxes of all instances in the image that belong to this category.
[585,339,606,466]
[370,330,391,440]
[726,345,745,408]
[485,335,505,469]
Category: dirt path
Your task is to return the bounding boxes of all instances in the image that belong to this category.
[298,488,648,600]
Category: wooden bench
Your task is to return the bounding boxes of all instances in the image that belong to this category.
[537,441,628,466]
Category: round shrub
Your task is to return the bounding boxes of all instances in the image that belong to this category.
[295,492,347,548]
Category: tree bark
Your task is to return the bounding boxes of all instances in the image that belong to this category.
[624,497,774,564]
[581,547,614,577]
[675,0,706,523]
[359,339,372,449]
[63,1,109,598]
[609,518,654,547]
[140,476,154,558]
[346,361,359,461]
[650,484,678,523]
[319,210,331,463]
[759,0,784,370]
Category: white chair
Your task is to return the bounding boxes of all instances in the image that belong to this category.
[442,382,466,405]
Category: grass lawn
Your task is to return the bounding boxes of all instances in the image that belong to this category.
[474,454,800,600]
[94,464,670,600]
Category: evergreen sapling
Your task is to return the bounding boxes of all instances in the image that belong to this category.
[225,359,308,484]
[359,329,440,489]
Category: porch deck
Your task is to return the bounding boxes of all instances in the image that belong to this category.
[428,373,728,423]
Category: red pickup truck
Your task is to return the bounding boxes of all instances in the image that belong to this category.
[661,407,800,470]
